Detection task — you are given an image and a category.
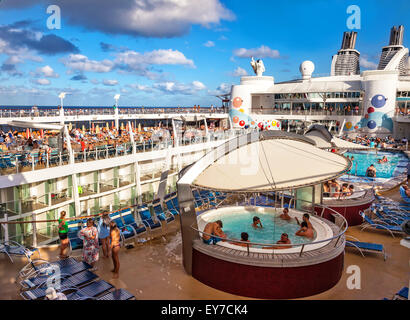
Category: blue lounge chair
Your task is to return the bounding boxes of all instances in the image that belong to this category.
[20,270,98,300]
[66,279,113,300]
[110,210,136,242]
[345,236,387,260]
[138,208,162,233]
[400,186,410,203]
[394,287,409,300]
[165,199,179,216]
[97,288,135,300]
[360,211,404,237]
[152,202,175,225]
[19,257,78,280]
[20,261,92,289]
[0,240,40,263]
[121,210,147,237]
[67,220,85,252]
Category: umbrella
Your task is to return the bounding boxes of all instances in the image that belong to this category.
[26,128,30,138]
[82,125,85,132]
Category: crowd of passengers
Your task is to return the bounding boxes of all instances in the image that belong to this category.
[0,124,230,160]
[202,210,315,249]
[341,134,408,149]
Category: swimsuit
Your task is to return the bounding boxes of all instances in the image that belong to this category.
[202,235,222,245]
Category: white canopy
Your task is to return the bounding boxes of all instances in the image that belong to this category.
[192,138,350,192]
[305,126,369,150]
[7,120,63,131]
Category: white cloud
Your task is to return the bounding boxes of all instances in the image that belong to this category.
[153,80,207,95]
[61,54,115,73]
[203,41,215,47]
[103,79,119,86]
[90,79,99,84]
[360,56,378,69]
[34,78,51,85]
[115,49,194,68]
[208,83,232,95]
[233,45,280,58]
[37,65,59,78]
[231,66,248,77]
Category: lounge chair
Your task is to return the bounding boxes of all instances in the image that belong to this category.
[110,210,136,242]
[97,288,135,300]
[394,287,409,300]
[18,257,78,280]
[399,186,410,203]
[165,199,179,216]
[152,202,175,225]
[0,240,40,263]
[345,235,387,260]
[20,261,92,289]
[120,209,147,238]
[138,208,162,233]
[20,270,98,300]
[67,220,85,252]
[359,211,404,237]
[66,279,113,300]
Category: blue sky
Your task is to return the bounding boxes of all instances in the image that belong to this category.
[0,0,409,107]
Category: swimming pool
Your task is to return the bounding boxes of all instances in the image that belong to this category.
[197,206,334,253]
[345,151,408,179]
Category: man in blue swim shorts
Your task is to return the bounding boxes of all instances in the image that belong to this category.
[202,220,226,245]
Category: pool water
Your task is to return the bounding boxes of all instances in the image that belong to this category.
[345,151,408,179]
[218,211,314,246]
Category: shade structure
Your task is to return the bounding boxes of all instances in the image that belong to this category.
[305,125,369,150]
[186,133,351,192]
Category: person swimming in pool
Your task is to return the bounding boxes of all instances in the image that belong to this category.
[378,156,388,164]
[202,220,226,245]
[262,233,292,249]
[279,208,291,221]
[366,164,377,177]
[252,216,263,228]
[295,222,314,239]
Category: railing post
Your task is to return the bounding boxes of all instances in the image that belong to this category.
[31,154,35,171]
[59,152,62,166]
[84,151,86,162]
[32,212,37,247]
[3,214,9,242]
[299,244,305,257]
[246,243,250,256]
[46,152,49,168]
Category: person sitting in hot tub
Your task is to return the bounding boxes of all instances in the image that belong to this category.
[378,156,388,164]
[366,164,377,177]
[295,222,314,239]
[279,208,291,221]
[347,185,354,196]
[231,232,250,247]
[262,233,292,249]
[295,213,314,231]
[339,183,349,198]
[202,220,226,245]
[252,216,263,228]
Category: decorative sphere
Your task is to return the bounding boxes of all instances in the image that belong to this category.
[299,60,315,79]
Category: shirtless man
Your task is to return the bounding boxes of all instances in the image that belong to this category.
[262,233,292,249]
[231,232,250,247]
[279,208,291,221]
[295,222,314,239]
[202,220,226,245]
[252,216,263,228]
[295,213,314,230]
[110,221,121,278]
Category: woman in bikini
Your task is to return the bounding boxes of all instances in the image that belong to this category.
[110,221,121,278]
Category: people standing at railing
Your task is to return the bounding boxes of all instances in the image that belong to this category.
[79,218,100,271]
[110,221,121,278]
[58,210,69,259]
[98,213,111,258]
